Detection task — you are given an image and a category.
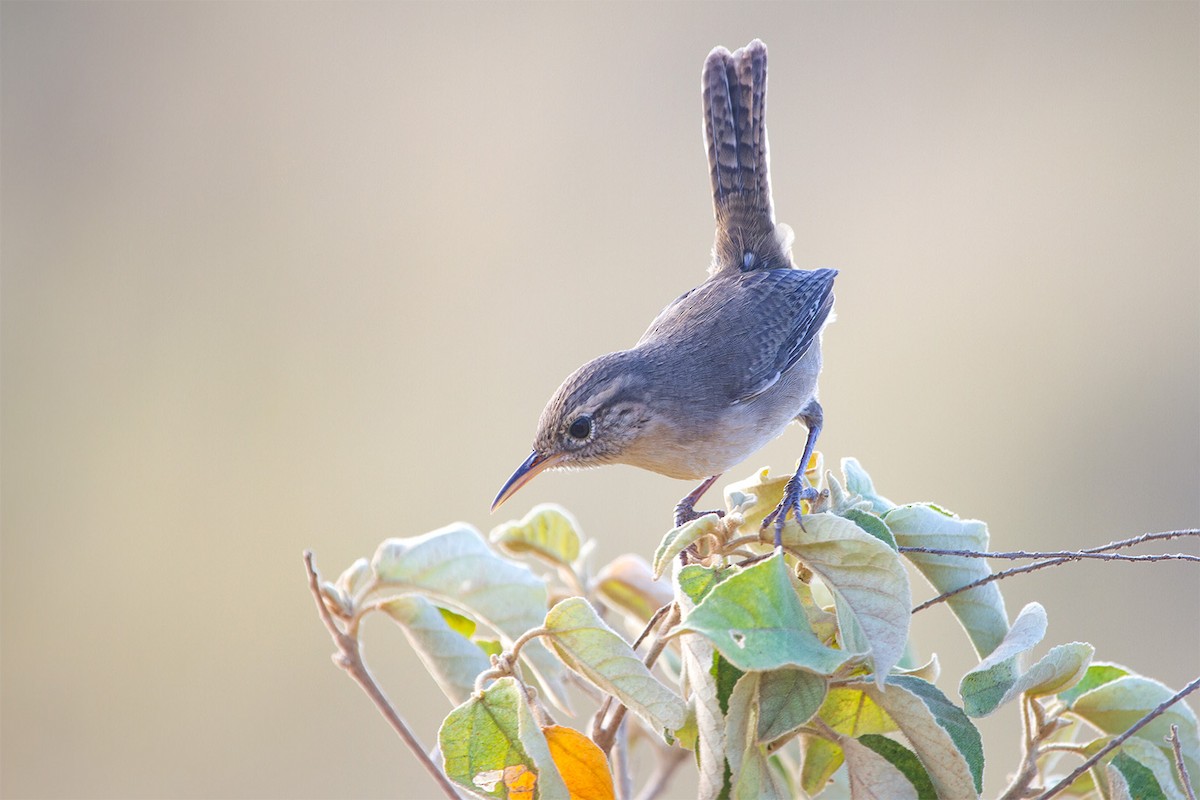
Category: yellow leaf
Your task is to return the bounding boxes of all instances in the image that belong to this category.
[543,725,615,800]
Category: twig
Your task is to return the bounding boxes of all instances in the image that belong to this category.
[900,547,1199,563]
[304,551,462,800]
[913,530,1199,612]
[1036,675,1200,799]
[1168,724,1197,800]
[612,717,633,800]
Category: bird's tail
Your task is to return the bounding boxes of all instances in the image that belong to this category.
[702,40,793,275]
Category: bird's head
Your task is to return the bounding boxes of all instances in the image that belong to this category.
[492,351,653,511]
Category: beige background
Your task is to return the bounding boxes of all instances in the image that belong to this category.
[2,2,1197,798]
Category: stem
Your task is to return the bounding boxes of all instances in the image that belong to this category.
[594,604,682,753]
[1169,724,1197,800]
[303,551,462,800]
[1036,676,1200,799]
[634,747,688,800]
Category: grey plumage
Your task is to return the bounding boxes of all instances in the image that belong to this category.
[494,39,837,539]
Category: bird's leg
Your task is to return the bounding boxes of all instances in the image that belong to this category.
[762,400,824,547]
[674,474,725,528]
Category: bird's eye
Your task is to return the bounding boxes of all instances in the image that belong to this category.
[568,415,593,440]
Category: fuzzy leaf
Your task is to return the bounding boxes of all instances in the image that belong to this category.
[382,595,491,706]
[842,508,897,549]
[841,458,896,514]
[595,554,672,622]
[819,686,898,737]
[372,524,568,710]
[490,504,582,568]
[800,735,844,797]
[439,676,568,799]
[841,735,919,800]
[857,735,937,799]
[756,668,828,744]
[885,504,1009,659]
[959,602,1047,716]
[1017,642,1095,699]
[1059,661,1131,707]
[773,512,911,683]
[675,554,851,675]
[653,514,723,579]
[543,725,614,800]
[726,674,790,800]
[544,597,686,736]
[864,676,984,797]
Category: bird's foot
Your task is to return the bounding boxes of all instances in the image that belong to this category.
[761,474,821,547]
[673,502,725,529]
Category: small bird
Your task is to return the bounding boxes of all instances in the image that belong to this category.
[492,40,837,545]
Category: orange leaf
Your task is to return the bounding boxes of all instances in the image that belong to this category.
[542,725,615,800]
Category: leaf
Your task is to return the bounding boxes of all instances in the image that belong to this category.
[722,466,794,533]
[864,676,984,797]
[543,725,615,800]
[840,735,919,800]
[841,458,896,514]
[490,504,582,568]
[438,676,569,800]
[959,602,1047,716]
[857,735,937,799]
[884,504,1009,659]
[774,512,912,684]
[675,554,852,675]
[1110,752,1168,800]
[842,508,897,549]
[819,686,898,737]
[680,632,728,800]
[1069,675,1200,779]
[800,735,844,797]
[595,554,672,622]
[335,557,371,599]
[712,652,744,717]
[677,563,736,605]
[381,595,492,706]
[653,514,724,579]
[756,668,828,744]
[371,524,569,711]
[1113,738,1189,800]
[725,673,790,800]
[1059,661,1131,707]
[1016,642,1095,699]
[543,597,687,736]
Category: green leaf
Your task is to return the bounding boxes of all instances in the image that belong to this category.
[653,514,724,579]
[756,668,828,744]
[1016,642,1095,699]
[1070,674,1200,780]
[382,596,492,706]
[857,735,937,799]
[712,652,744,717]
[800,735,844,797]
[842,508,897,550]
[841,458,896,513]
[680,633,728,800]
[819,686,898,737]
[841,735,919,800]
[1059,661,1131,707]
[885,504,1009,659]
[1112,738,1189,800]
[371,524,569,711]
[594,554,672,622]
[437,605,477,639]
[725,674,790,800]
[864,676,984,797]
[677,564,737,605]
[775,512,911,683]
[676,554,852,675]
[959,602,1047,717]
[543,597,687,736]
[489,503,582,567]
[1110,752,1167,800]
[438,676,568,799]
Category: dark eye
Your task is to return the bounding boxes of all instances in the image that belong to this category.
[568,415,593,440]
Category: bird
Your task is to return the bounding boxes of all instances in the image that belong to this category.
[492,39,837,546]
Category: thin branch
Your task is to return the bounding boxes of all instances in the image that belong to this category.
[304,551,463,800]
[595,604,682,754]
[900,546,1199,563]
[913,530,1200,612]
[1036,675,1200,800]
[1169,724,1197,800]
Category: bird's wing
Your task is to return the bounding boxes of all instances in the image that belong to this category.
[702,40,792,277]
[637,268,837,404]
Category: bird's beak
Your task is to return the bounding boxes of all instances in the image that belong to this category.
[491,450,563,512]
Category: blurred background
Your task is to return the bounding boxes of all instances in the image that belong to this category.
[2,2,1196,798]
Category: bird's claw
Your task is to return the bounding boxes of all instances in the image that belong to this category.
[673,504,725,529]
[761,479,820,547]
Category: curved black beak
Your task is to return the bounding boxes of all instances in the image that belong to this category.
[491,450,562,512]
